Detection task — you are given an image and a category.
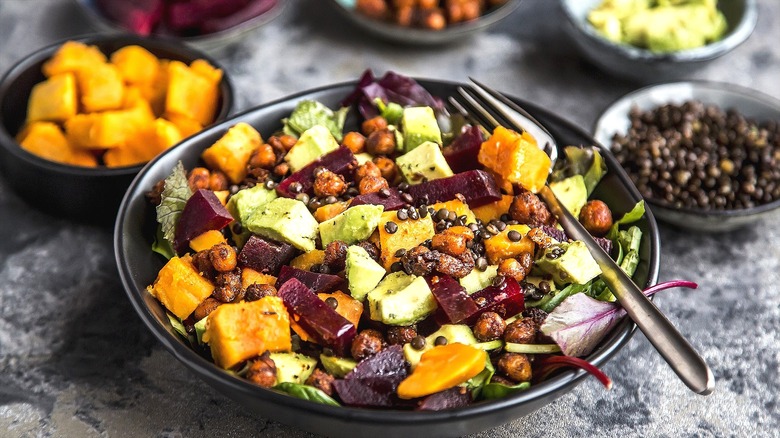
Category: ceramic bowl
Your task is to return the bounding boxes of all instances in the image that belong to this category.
[594,80,780,232]
[115,79,661,437]
[0,34,233,225]
[559,0,758,83]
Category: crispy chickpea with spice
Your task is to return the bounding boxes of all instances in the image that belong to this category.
[355,0,509,30]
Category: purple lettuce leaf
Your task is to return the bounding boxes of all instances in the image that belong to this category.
[540,280,697,357]
[341,69,443,120]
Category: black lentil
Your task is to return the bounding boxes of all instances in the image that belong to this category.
[434,336,448,346]
[325,296,339,309]
[507,230,522,242]
[411,335,426,350]
[397,209,409,221]
[384,221,398,233]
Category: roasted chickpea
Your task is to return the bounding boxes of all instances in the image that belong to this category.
[249,143,277,169]
[402,245,436,277]
[366,129,396,156]
[192,297,220,322]
[503,317,537,344]
[246,353,277,388]
[358,175,389,195]
[279,134,297,151]
[245,283,277,301]
[473,311,506,342]
[351,329,384,361]
[395,5,414,26]
[191,250,216,279]
[497,352,532,382]
[207,171,229,191]
[357,241,381,262]
[435,251,474,279]
[273,162,290,177]
[579,199,613,237]
[305,368,335,396]
[354,161,382,183]
[361,116,388,136]
[509,189,554,227]
[209,243,238,272]
[419,9,446,30]
[313,169,347,198]
[213,271,243,303]
[323,240,349,272]
[342,131,366,154]
[431,226,474,257]
[187,167,210,191]
[386,325,418,345]
[497,252,532,283]
[372,156,398,182]
[526,227,557,249]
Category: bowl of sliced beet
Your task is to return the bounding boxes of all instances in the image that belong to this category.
[115,70,661,437]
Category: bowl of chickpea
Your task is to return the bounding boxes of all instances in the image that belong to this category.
[327,0,521,45]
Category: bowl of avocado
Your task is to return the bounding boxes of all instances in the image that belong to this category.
[559,0,758,83]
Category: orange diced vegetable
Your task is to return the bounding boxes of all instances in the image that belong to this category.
[76,63,125,112]
[110,45,160,86]
[317,290,363,328]
[165,112,203,138]
[147,256,214,320]
[201,122,262,184]
[26,73,78,123]
[430,198,476,225]
[289,250,325,271]
[483,224,535,265]
[478,126,551,193]
[189,229,227,252]
[41,41,106,77]
[396,343,487,399]
[240,268,277,289]
[378,211,435,270]
[204,297,292,369]
[313,201,350,223]
[17,122,97,167]
[165,60,221,125]
[103,117,182,167]
[472,195,513,224]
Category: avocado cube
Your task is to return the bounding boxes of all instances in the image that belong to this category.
[367,272,437,326]
[319,354,357,378]
[345,245,387,302]
[284,124,340,172]
[245,198,319,252]
[549,175,588,218]
[226,184,278,225]
[536,240,602,286]
[269,352,318,385]
[459,264,498,294]
[401,106,442,152]
[319,204,384,247]
[396,141,454,185]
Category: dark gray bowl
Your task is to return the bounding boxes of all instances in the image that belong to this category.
[0,34,233,225]
[594,80,780,233]
[326,0,521,45]
[560,0,758,83]
[115,79,661,438]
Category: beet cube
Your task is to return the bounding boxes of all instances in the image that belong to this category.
[406,170,501,208]
[349,188,405,211]
[95,0,164,35]
[465,277,525,325]
[426,275,479,325]
[278,278,355,356]
[276,146,357,198]
[442,125,484,174]
[416,387,472,411]
[237,235,295,275]
[334,345,409,408]
[275,265,345,294]
[173,189,233,254]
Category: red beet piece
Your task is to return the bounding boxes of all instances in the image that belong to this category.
[334,345,409,408]
[349,187,405,211]
[464,277,525,325]
[442,125,484,174]
[95,0,164,35]
[200,0,278,34]
[278,278,355,356]
[416,387,472,411]
[276,146,357,198]
[406,169,501,208]
[173,189,233,254]
[166,0,250,31]
[237,235,295,275]
[426,275,479,325]
[275,265,345,294]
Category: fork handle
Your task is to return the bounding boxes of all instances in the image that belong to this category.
[539,186,715,395]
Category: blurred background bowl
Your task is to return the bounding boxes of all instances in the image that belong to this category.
[74,0,286,53]
[0,34,233,225]
[326,0,521,45]
[593,80,780,232]
[559,0,758,83]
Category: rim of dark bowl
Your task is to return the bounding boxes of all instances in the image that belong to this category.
[560,0,758,63]
[115,78,661,430]
[0,33,234,178]
[594,79,780,222]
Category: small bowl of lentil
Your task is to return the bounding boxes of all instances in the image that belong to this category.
[593,80,780,232]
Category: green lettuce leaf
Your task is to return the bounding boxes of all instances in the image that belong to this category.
[464,357,495,399]
[479,381,531,400]
[282,100,349,141]
[375,98,403,125]
[152,225,175,259]
[156,161,193,247]
[606,200,645,241]
[551,146,606,194]
[273,382,341,406]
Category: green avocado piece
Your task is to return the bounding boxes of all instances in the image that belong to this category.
[401,106,442,152]
[245,197,319,252]
[319,204,384,247]
[403,324,478,368]
[459,264,499,294]
[319,354,357,378]
[367,272,436,326]
[395,141,454,185]
[269,352,318,385]
[284,125,340,172]
[549,174,588,219]
[226,184,278,225]
[536,240,602,286]
[345,245,386,302]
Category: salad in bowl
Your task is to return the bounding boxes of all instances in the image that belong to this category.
[116,71,665,434]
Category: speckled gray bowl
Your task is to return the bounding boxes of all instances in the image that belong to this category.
[116,79,661,438]
[593,80,780,232]
[560,0,758,83]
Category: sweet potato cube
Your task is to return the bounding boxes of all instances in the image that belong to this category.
[478,126,551,193]
[189,59,223,84]
[189,229,227,252]
[378,211,435,270]
[204,297,292,369]
[26,73,78,122]
[165,60,221,125]
[430,198,477,225]
[42,41,107,77]
[147,256,215,319]
[164,112,203,138]
[472,195,513,224]
[110,45,160,86]
[313,201,349,223]
[201,122,262,184]
[289,250,325,271]
[77,62,125,112]
[66,103,154,149]
[140,58,169,116]
[16,122,97,167]
[241,267,277,289]
[317,290,363,329]
[104,117,182,167]
[483,224,535,265]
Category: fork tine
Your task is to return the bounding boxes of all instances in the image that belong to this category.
[454,87,501,131]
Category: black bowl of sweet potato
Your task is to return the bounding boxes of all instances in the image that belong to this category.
[115,77,661,437]
[0,34,233,224]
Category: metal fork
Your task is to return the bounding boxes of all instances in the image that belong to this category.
[450,78,715,396]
